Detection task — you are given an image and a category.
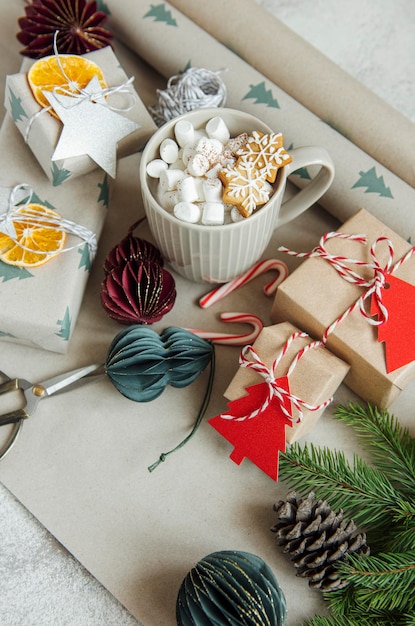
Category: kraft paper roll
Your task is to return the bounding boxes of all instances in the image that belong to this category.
[105,0,415,242]
[169,0,415,188]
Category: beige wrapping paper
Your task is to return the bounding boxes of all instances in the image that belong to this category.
[271,209,415,408]
[169,0,415,188]
[224,322,350,443]
[0,112,109,353]
[5,46,156,185]
[0,36,334,625]
[104,0,415,244]
[1,7,415,626]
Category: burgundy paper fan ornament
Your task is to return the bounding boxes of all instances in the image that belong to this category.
[17,0,112,59]
[104,227,164,274]
[101,258,176,325]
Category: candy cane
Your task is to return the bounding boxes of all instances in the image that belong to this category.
[199,258,289,309]
[185,312,264,346]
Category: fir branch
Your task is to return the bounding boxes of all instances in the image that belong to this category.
[279,442,403,533]
[302,615,402,626]
[335,403,415,497]
[333,551,415,614]
[388,523,415,553]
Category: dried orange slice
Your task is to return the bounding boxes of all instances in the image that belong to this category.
[0,204,66,268]
[27,54,107,115]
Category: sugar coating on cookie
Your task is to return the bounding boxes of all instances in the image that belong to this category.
[219,160,271,218]
[236,130,292,183]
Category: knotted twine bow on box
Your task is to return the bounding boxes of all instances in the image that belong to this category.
[5,44,156,184]
[210,324,349,480]
[0,183,97,264]
[272,209,415,407]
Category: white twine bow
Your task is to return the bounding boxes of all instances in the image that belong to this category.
[24,31,137,143]
[0,183,97,259]
[279,231,415,344]
[220,331,333,424]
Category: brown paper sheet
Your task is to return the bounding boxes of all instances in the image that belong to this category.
[0,36,341,625]
[169,0,415,188]
[105,0,415,244]
[2,5,415,626]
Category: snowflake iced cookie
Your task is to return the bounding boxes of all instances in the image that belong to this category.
[236,131,292,183]
[218,160,271,218]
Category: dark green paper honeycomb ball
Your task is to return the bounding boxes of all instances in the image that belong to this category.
[176,550,287,625]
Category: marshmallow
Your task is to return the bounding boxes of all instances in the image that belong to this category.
[192,176,206,202]
[174,120,195,147]
[169,149,187,171]
[159,168,185,192]
[177,175,200,203]
[174,201,202,223]
[195,137,223,164]
[230,206,245,222]
[203,177,223,202]
[182,143,197,166]
[202,202,225,225]
[206,116,231,144]
[159,138,179,164]
[187,153,210,177]
[158,189,180,211]
[146,158,168,178]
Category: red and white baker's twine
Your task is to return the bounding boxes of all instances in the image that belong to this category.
[220,331,333,423]
[278,231,415,344]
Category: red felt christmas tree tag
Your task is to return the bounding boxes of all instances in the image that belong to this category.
[371,273,415,373]
[208,376,293,480]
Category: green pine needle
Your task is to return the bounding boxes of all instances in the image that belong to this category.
[279,402,415,624]
[335,403,415,497]
[279,441,403,533]
[334,551,415,613]
[302,615,402,626]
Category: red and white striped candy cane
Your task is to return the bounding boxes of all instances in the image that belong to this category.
[185,312,264,346]
[199,258,289,309]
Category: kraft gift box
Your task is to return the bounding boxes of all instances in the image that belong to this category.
[271,208,415,407]
[224,322,350,443]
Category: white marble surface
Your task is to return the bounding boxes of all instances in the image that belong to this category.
[0,1,414,624]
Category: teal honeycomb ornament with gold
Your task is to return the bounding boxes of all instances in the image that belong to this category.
[176,550,287,626]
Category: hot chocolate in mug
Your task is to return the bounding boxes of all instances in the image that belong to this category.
[140,108,334,283]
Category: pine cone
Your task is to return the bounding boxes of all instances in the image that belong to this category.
[271,491,370,591]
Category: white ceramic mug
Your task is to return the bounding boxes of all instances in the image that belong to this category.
[140,108,334,283]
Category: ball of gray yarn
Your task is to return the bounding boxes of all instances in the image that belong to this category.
[149,66,227,126]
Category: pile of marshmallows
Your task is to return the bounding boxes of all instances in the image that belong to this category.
[146,115,292,226]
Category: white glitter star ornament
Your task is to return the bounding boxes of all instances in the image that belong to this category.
[43,76,140,178]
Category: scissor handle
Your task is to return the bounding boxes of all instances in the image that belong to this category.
[0,378,20,395]
[0,419,23,461]
[0,408,29,426]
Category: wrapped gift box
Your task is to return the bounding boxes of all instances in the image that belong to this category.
[4,46,156,185]
[271,208,415,407]
[224,322,349,443]
[0,112,110,353]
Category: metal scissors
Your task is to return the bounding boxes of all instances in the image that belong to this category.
[0,363,104,461]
